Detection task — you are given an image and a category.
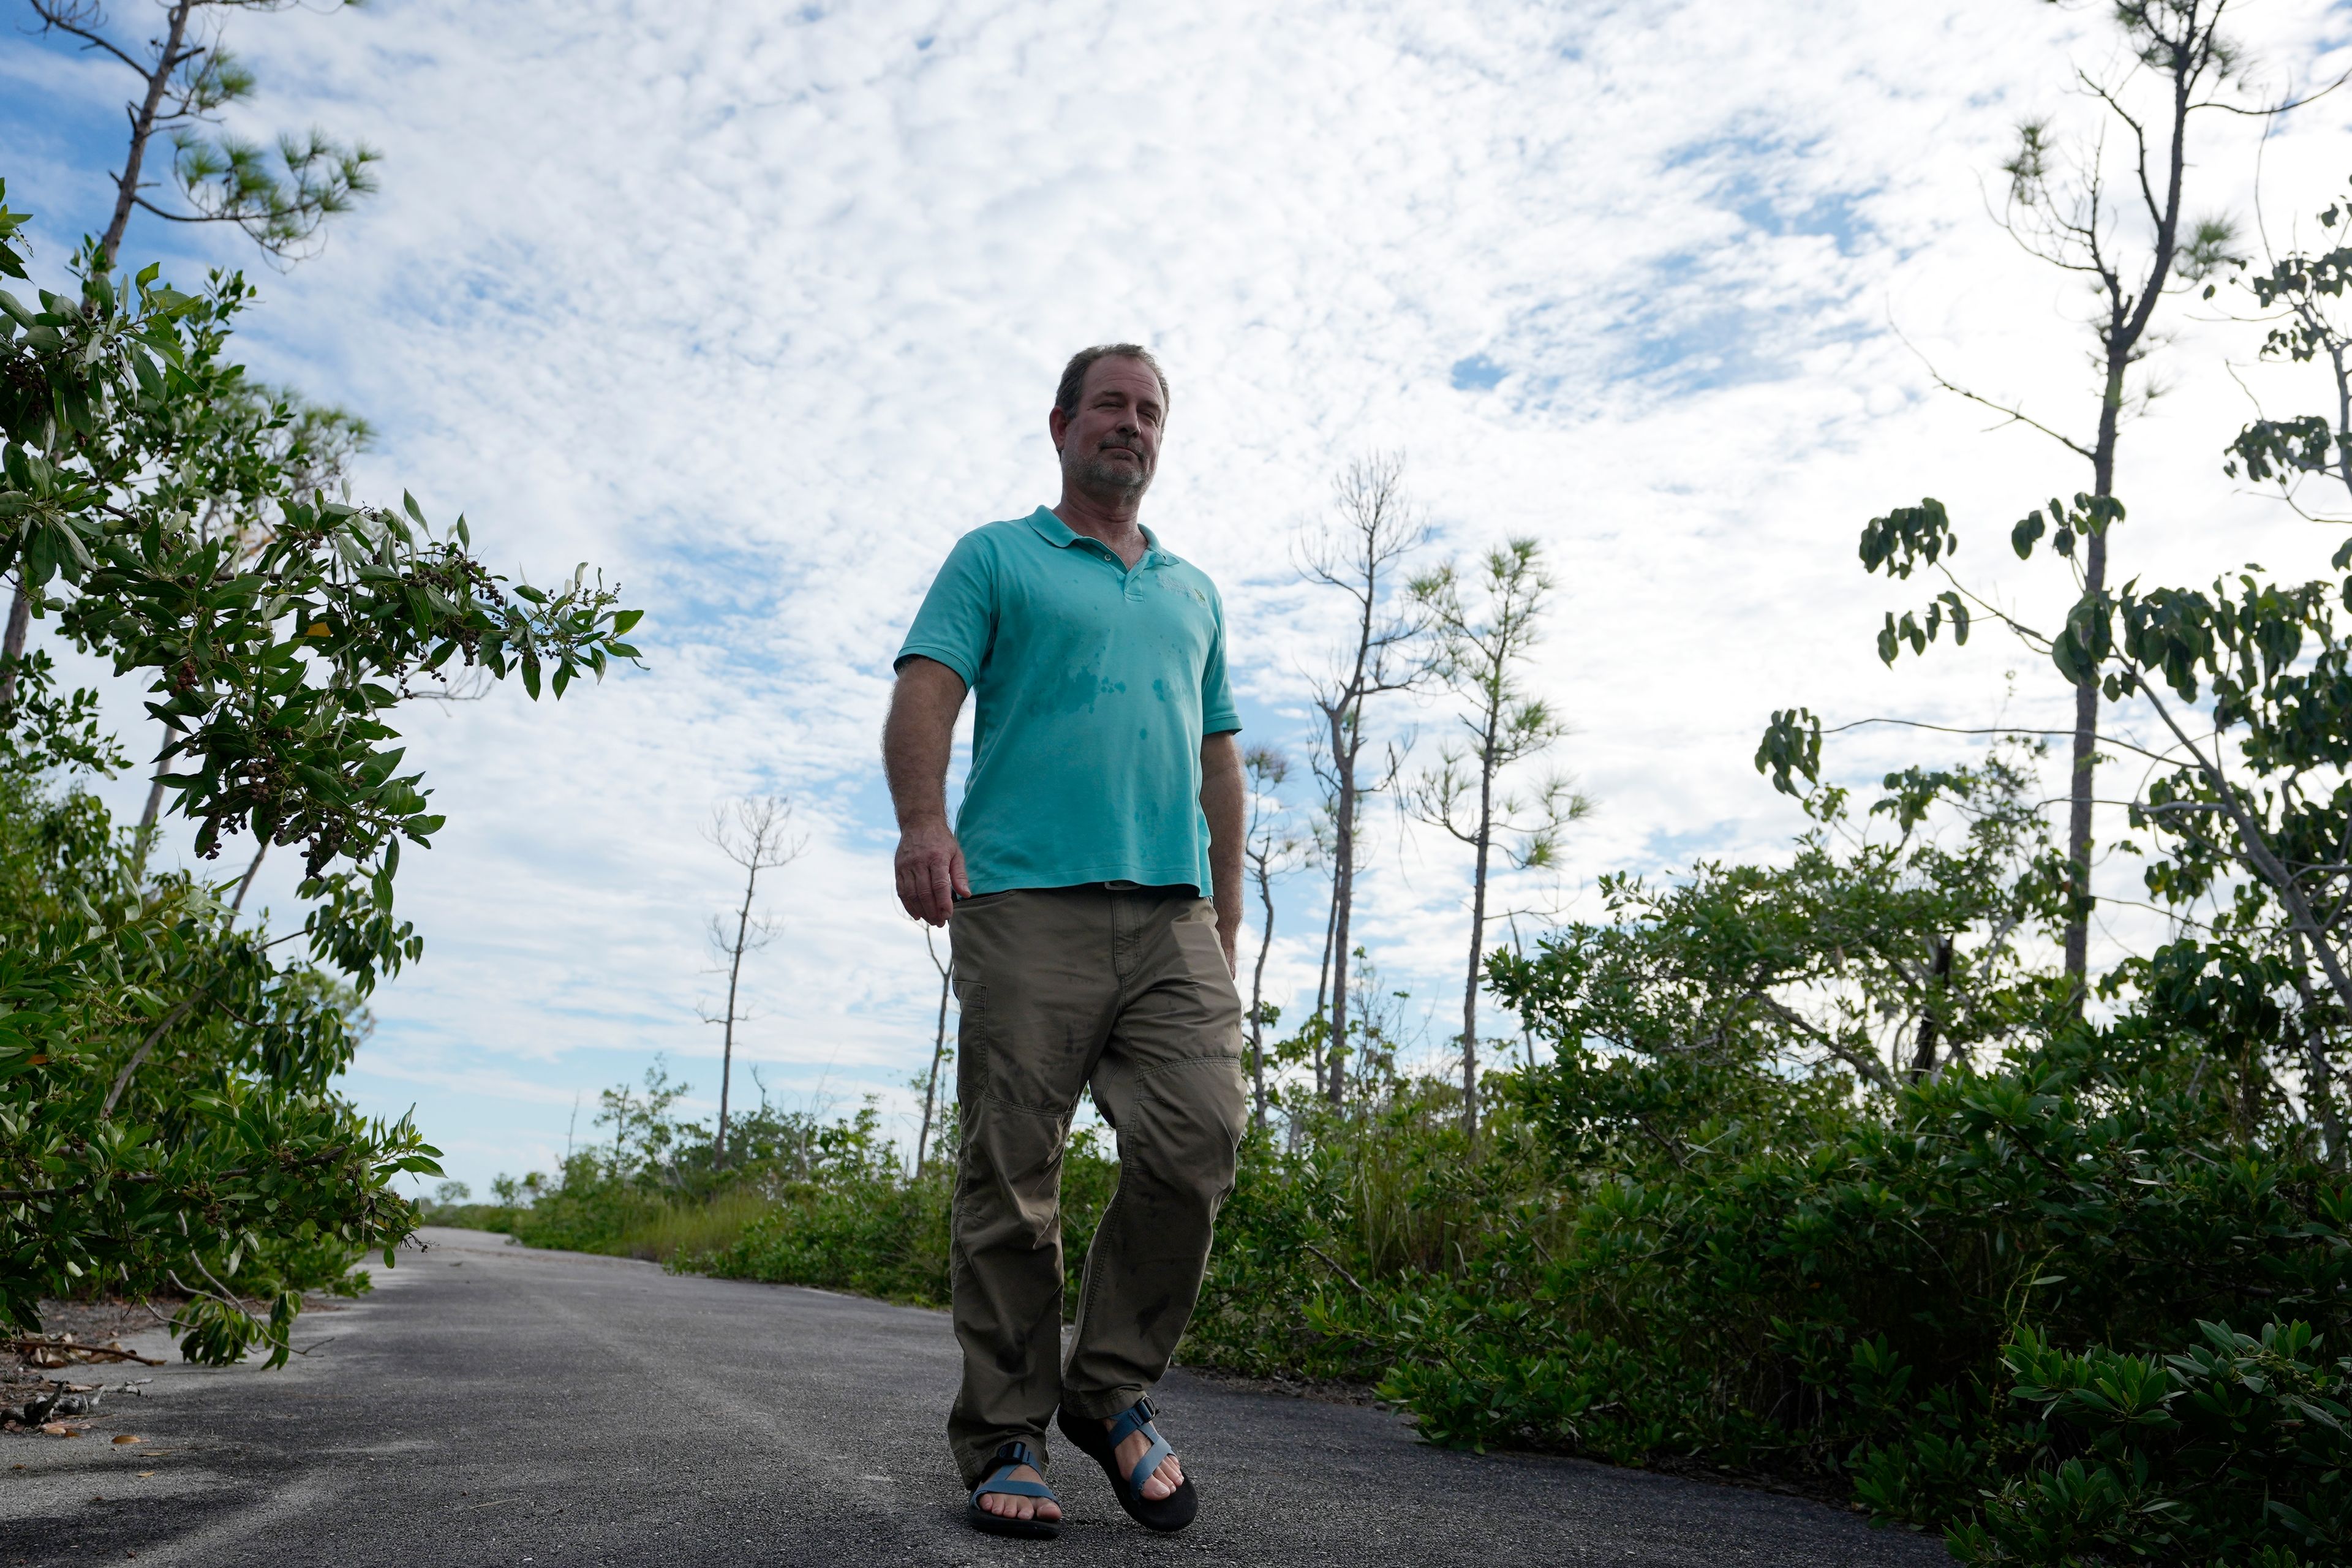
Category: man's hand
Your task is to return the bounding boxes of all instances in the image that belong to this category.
[895,816,969,926]
[882,656,971,926]
[1200,731,1246,974]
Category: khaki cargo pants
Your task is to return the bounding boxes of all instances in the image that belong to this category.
[945,883,1248,1487]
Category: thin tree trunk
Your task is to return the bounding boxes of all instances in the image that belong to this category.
[0,581,27,712]
[2060,24,2192,995]
[916,956,949,1177]
[717,863,759,1166]
[1310,881,1337,1098]
[1463,755,1494,1141]
[100,0,194,268]
[10,2,190,743]
[2330,334,2352,507]
[1908,935,1954,1080]
[1328,768,1356,1106]
[230,840,266,914]
[1248,856,1277,1132]
[2062,371,2118,991]
[134,737,170,873]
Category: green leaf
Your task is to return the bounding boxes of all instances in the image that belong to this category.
[2012,510,2046,560]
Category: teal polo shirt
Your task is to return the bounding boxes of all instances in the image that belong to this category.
[895,505,1241,896]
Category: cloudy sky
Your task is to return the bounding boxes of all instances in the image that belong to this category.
[7,0,2351,1191]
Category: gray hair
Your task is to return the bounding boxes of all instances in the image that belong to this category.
[1054,344,1170,422]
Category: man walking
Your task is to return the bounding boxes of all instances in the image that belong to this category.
[883,344,1248,1538]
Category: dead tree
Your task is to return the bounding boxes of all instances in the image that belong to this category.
[1242,745,1308,1131]
[1408,538,1588,1138]
[914,926,952,1177]
[1295,454,1428,1106]
[699,796,805,1166]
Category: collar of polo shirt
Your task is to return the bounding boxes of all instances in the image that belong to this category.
[1023,505,1177,567]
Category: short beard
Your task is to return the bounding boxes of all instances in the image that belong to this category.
[1071,450,1151,502]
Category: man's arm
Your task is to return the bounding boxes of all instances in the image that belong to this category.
[884,656,971,925]
[1200,729,1245,974]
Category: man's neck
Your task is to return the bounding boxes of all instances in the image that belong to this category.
[1052,489,1148,566]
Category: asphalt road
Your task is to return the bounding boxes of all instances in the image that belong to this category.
[2,1226,1951,1567]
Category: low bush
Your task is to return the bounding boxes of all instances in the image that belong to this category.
[699,1127,1120,1312]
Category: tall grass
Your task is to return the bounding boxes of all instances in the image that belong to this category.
[609,1189,773,1264]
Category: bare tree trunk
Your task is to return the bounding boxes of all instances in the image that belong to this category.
[2063,363,2121,992]
[2059,26,2195,993]
[701,797,801,1169]
[99,1,196,268]
[1462,758,1493,1141]
[1907,935,1953,1080]
[1327,767,1357,1105]
[1248,856,1278,1132]
[1310,886,1336,1098]
[0,581,27,713]
[916,944,950,1177]
[133,749,170,875]
[7,2,186,739]
[230,839,266,914]
[1298,453,1427,1109]
[716,862,758,1166]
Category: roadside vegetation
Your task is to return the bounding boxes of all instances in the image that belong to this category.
[6,1,2346,1562]
[445,6,2352,1564]
[444,744,2349,1564]
[1,0,637,1365]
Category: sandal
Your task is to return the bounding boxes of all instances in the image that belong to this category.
[966,1439,1063,1539]
[1057,1396,1198,1533]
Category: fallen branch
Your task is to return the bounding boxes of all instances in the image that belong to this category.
[1302,1243,1370,1298]
[5,1336,165,1367]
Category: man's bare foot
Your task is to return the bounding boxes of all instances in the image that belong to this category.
[1110,1418,1183,1501]
[976,1464,1061,1524]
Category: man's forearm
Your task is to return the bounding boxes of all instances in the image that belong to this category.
[884,659,964,826]
[885,657,971,924]
[1200,733,1245,965]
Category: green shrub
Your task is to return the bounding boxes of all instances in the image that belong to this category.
[699,1167,952,1303]
[612,1188,772,1264]
[696,1126,1120,1312]
[1946,1320,2352,1566]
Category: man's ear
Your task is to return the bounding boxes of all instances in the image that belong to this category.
[1047,405,1069,453]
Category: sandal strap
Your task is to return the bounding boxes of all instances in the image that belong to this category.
[1107,1399,1175,1496]
[971,1439,1056,1505]
[1126,1433,1175,1498]
[1106,1397,1156,1447]
[975,1476,1055,1501]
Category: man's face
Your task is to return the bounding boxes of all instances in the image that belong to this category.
[1050,356,1164,502]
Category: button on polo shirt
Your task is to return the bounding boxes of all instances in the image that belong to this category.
[895,506,1241,896]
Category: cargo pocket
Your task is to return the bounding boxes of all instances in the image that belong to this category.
[954,981,992,1106]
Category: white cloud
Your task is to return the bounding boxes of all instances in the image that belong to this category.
[8,0,2351,1186]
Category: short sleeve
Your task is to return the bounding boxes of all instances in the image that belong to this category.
[1200,584,1240,736]
[895,530,995,687]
